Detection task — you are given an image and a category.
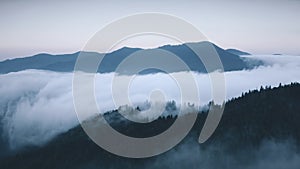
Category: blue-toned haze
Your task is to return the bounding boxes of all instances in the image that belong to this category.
[0,0,299,60]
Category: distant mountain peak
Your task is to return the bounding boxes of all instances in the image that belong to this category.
[226,49,250,55]
[0,41,260,74]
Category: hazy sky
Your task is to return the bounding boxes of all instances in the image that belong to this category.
[0,0,299,60]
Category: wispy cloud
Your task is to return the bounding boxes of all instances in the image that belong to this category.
[0,55,299,149]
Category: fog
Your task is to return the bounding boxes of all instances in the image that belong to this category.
[148,139,300,169]
[0,55,300,149]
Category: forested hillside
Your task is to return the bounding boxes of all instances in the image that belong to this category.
[1,83,299,169]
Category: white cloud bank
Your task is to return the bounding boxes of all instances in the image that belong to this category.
[0,55,300,149]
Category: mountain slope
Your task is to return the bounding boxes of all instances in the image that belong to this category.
[0,42,258,74]
[0,83,299,169]
[226,49,250,55]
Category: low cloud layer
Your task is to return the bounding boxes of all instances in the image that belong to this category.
[148,139,300,169]
[0,55,300,150]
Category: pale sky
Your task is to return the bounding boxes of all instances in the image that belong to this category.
[0,0,299,60]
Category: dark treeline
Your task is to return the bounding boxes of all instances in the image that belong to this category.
[0,82,299,169]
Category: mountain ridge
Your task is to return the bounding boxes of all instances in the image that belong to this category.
[226,48,251,55]
[0,42,259,74]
